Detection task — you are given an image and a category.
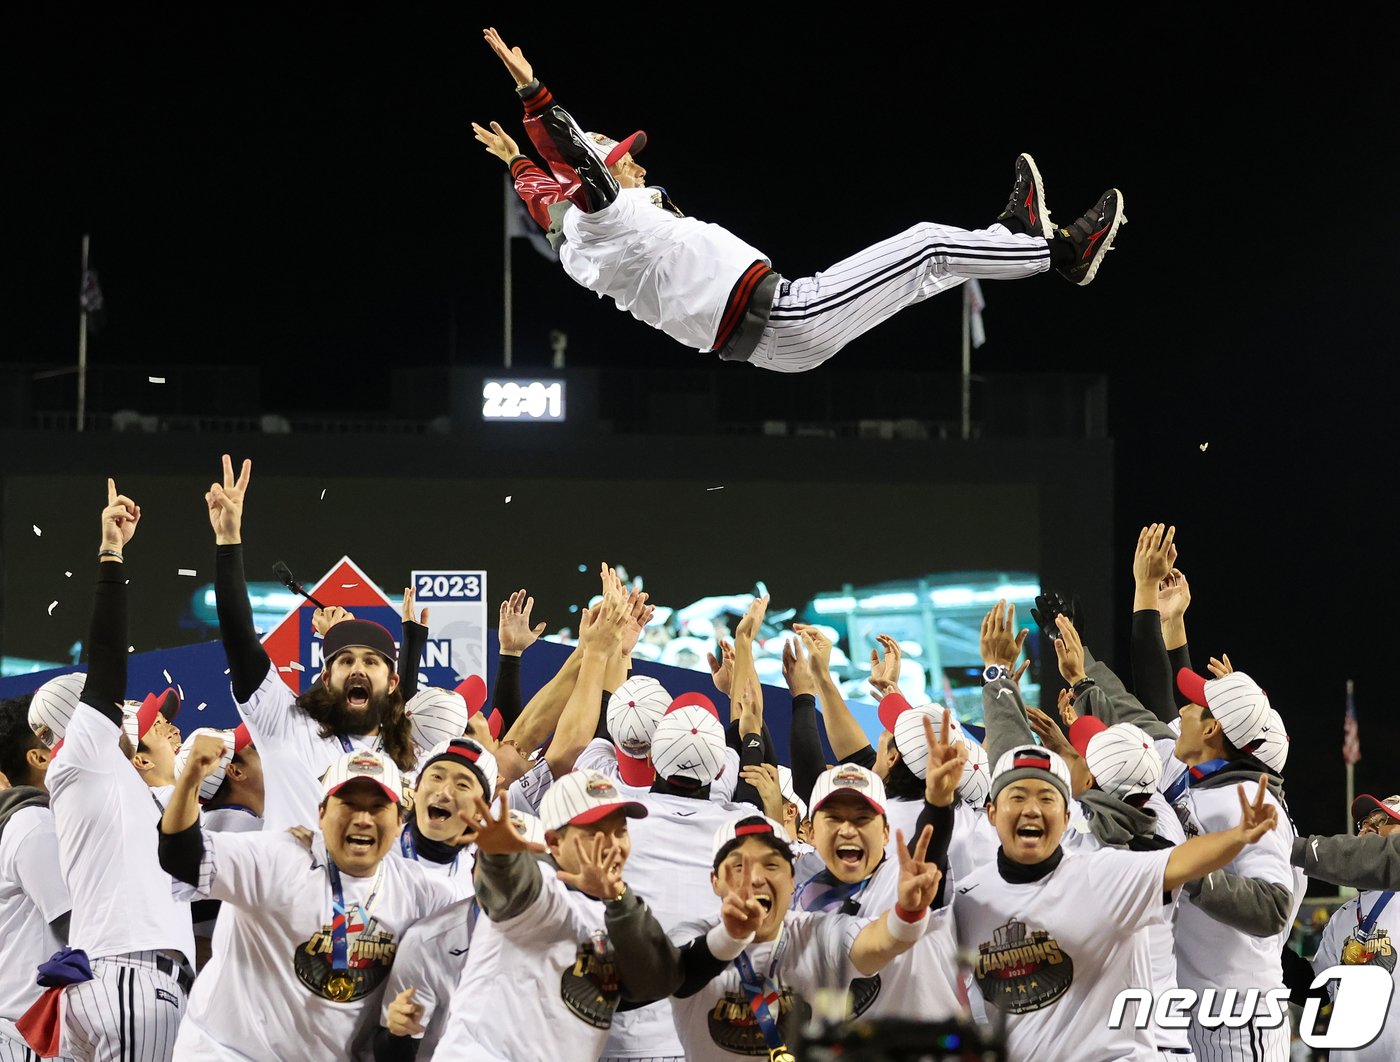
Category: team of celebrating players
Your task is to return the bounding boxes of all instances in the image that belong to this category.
[3,460,1393,1062]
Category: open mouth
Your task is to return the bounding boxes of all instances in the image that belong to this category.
[755,895,773,914]
[426,805,452,823]
[1016,824,1045,840]
[345,833,376,852]
[346,680,370,709]
[836,844,865,868]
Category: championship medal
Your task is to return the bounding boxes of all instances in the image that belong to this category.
[1342,938,1368,965]
[768,1050,796,1062]
[325,972,356,1001]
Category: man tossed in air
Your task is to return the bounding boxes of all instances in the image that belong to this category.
[474,26,1125,373]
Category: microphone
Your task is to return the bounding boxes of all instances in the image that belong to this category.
[272,561,329,610]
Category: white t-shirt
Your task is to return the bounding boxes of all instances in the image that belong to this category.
[435,862,621,1062]
[669,910,865,1062]
[237,668,388,833]
[948,801,1001,885]
[791,851,961,1024]
[953,845,1173,1062]
[380,898,479,1061]
[560,188,770,353]
[1170,780,1305,1013]
[48,703,194,962]
[598,791,740,1059]
[390,825,475,902]
[202,806,263,835]
[1313,889,1400,1061]
[172,830,459,1061]
[0,803,70,1021]
[575,737,743,803]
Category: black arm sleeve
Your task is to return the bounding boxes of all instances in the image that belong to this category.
[594,691,612,743]
[729,731,767,810]
[1129,610,1178,723]
[673,932,739,998]
[372,1028,421,1062]
[840,744,878,770]
[81,560,128,725]
[490,654,523,730]
[215,545,271,703]
[1285,944,1330,1009]
[1168,642,1195,710]
[397,620,429,701]
[789,694,825,812]
[157,821,206,887]
[913,802,955,910]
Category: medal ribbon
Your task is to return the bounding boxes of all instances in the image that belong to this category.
[795,869,873,914]
[732,932,788,1058]
[337,733,383,755]
[1165,757,1232,803]
[326,857,384,974]
[1358,891,1395,936]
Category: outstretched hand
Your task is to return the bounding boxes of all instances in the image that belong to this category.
[1052,615,1087,686]
[707,639,736,696]
[483,27,533,88]
[472,120,521,164]
[718,853,765,939]
[101,478,141,552]
[555,831,626,901]
[979,600,1028,669]
[386,986,426,1037]
[206,454,251,545]
[499,589,545,655]
[894,826,941,913]
[402,586,429,628]
[920,710,967,808]
[468,792,547,856]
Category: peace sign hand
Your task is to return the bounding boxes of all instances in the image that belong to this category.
[1234,774,1278,845]
[894,826,941,913]
[205,453,251,545]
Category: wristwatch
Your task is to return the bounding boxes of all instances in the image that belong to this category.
[982,664,1011,684]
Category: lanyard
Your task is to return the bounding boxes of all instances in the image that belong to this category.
[1358,892,1395,935]
[732,928,788,1057]
[325,857,384,972]
[397,823,463,874]
[1165,757,1232,804]
[336,732,382,755]
[795,869,874,914]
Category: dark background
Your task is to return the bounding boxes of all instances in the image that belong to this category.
[5,9,1396,843]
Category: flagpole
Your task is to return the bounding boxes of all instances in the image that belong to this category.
[77,233,89,432]
[1346,678,1356,835]
[960,286,971,441]
[502,178,513,369]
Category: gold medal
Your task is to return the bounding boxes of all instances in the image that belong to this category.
[768,1050,796,1062]
[1342,939,1368,965]
[325,972,356,1001]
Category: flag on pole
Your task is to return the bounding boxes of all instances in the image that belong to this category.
[965,279,986,349]
[504,176,557,261]
[80,266,105,334]
[1343,679,1361,765]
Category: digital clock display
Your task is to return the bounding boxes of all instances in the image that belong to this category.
[481,379,566,421]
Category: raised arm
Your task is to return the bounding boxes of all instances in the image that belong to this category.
[158,732,227,886]
[543,581,630,777]
[397,587,430,701]
[1164,775,1278,892]
[81,479,141,725]
[493,588,547,730]
[979,600,1032,766]
[207,454,270,702]
[782,638,826,805]
[1129,524,1180,722]
[848,826,940,975]
[796,624,871,762]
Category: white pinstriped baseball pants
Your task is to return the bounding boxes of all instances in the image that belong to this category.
[60,954,187,1062]
[1187,1018,1288,1061]
[749,221,1049,373]
[0,1026,55,1062]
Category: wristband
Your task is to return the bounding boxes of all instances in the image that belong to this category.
[887,905,929,942]
[707,921,756,961]
[99,549,124,560]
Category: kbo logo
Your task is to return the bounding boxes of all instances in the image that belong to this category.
[1108,965,1393,1049]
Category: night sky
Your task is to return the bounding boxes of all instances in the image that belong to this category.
[8,10,1396,842]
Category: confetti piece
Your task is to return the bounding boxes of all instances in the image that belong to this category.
[1199,442,1209,452]
[47,601,58,615]
[505,495,512,503]
[33,525,42,537]
[569,604,579,613]
[320,489,327,500]
[278,666,293,673]
[341,583,358,589]
[706,485,725,491]
[290,661,305,672]
[128,646,135,653]
[65,571,72,577]
[197,702,208,712]
[178,568,197,577]
[149,376,166,384]
[223,668,231,676]
[162,669,172,684]
[177,683,185,699]
[577,564,588,572]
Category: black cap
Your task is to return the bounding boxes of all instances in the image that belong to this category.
[322,620,397,667]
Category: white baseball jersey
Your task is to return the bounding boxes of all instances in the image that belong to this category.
[597,792,736,1059]
[435,862,621,1062]
[0,804,70,1024]
[668,910,867,1062]
[201,807,262,835]
[506,757,553,816]
[575,738,744,805]
[171,830,459,1061]
[236,668,387,832]
[948,802,1001,885]
[391,828,474,902]
[953,845,1173,1061]
[560,188,770,352]
[379,899,478,1060]
[1312,889,1400,1061]
[48,704,194,963]
[791,851,961,1024]
[1171,782,1305,1015]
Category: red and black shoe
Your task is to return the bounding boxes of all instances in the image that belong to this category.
[1053,189,1126,286]
[996,153,1052,238]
